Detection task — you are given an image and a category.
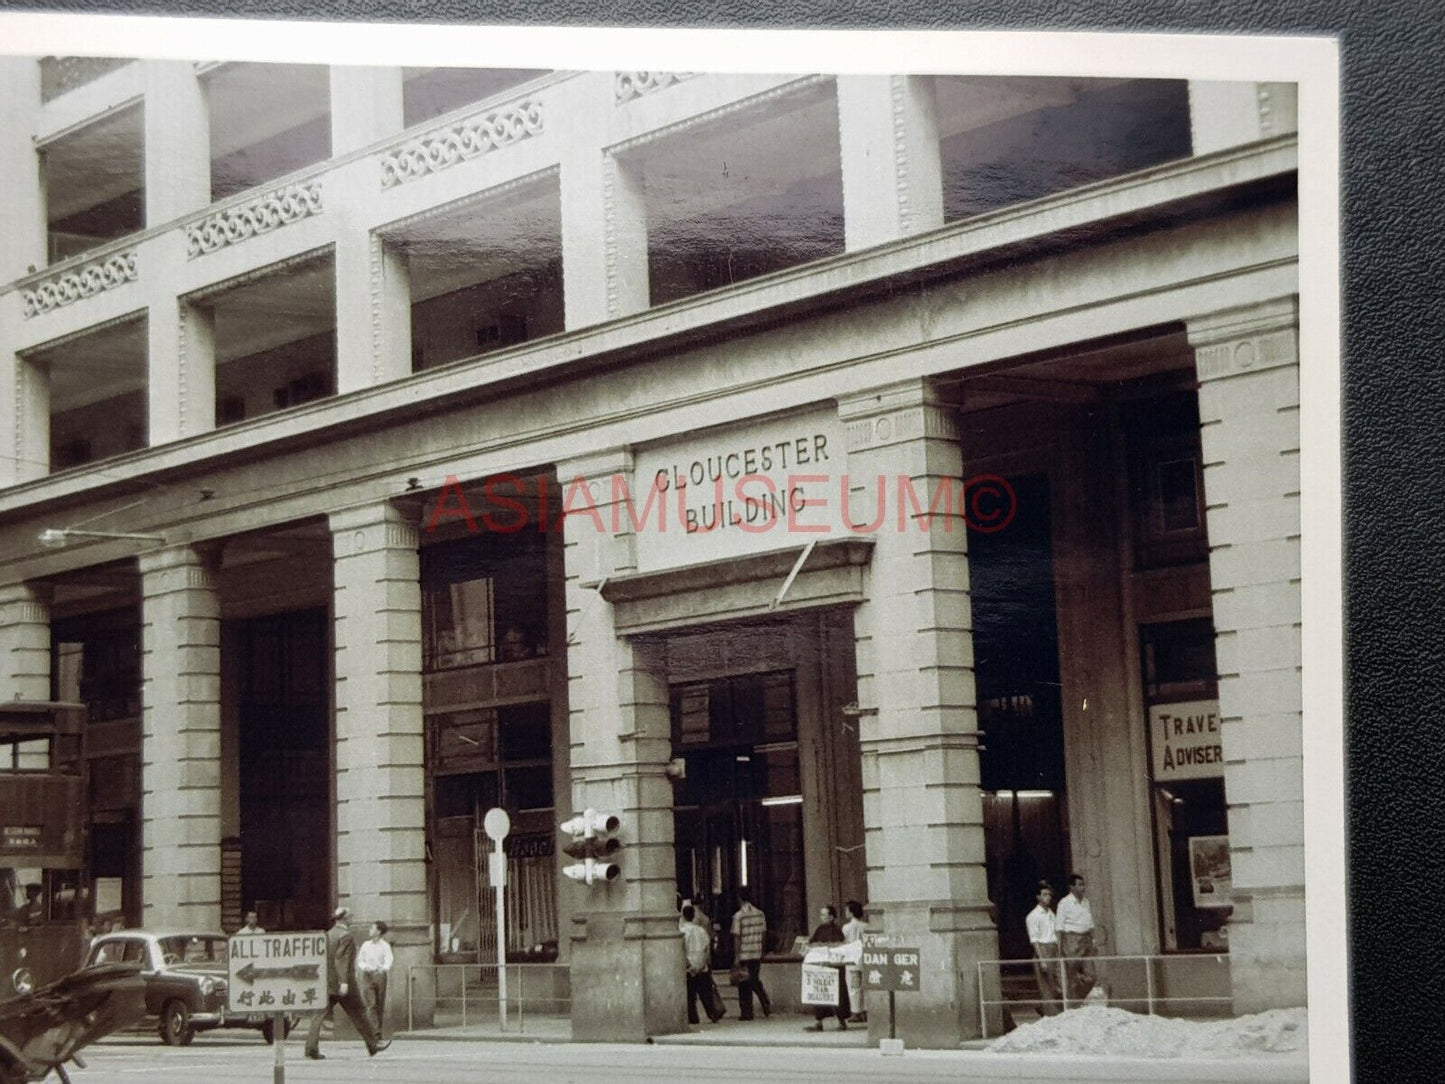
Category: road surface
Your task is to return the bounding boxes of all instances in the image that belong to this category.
[63,1035,1308,1084]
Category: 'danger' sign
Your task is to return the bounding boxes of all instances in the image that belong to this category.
[632,409,847,572]
[1150,700,1223,780]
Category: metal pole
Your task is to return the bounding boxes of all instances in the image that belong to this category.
[494,839,508,1031]
[888,991,896,1040]
[977,964,987,1040]
[407,968,414,1034]
[461,966,467,1028]
[272,1012,284,1084]
[518,964,525,1034]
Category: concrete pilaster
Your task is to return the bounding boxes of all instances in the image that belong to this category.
[0,349,49,486]
[329,502,430,1033]
[335,232,412,393]
[557,73,649,330]
[1189,82,1299,155]
[143,61,211,224]
[0,58,46,280]
[150,297,216,444]
[329,67,404,156]
[837,76,944,252]
[1188,297,1305,1011]
[559,449,685,1041]
[0,581,51,701]
[839,380,997,1046]
[140,545,222,930]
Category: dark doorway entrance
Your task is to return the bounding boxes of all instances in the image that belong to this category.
[670,670,804,959]
[969,474,1070,960]
[233,609,330,930]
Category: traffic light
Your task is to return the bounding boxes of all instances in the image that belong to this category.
[561,809,621,885]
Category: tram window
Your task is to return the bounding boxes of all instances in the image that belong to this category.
[46,869,82,921]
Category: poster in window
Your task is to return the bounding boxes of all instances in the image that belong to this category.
[1189,834,1233,909]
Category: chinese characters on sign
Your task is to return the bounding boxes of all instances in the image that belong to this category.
[227,932,326,1014]
[862,946,921,992]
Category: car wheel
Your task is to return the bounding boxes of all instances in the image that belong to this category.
[159,1000,194,1046]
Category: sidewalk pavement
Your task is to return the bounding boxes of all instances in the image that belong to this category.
[392,1014,1308,1081]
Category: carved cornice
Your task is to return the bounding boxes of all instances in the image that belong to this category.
[614,72,695,104]
[186,183,324,258]
[838,379,959,452]
[1187,297,1299,382]
[379,100,544,189]
[21,251,138,318]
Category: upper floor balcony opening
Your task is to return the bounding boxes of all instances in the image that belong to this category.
[935,76,1191,222]
[38,56,132,104]
[28,314,147,472]
[391,176,564,373]
[199,250,336,427]
[204,63,332,201]
[402,67,550,128]
[41,103,144,265]
[621,77,845,308]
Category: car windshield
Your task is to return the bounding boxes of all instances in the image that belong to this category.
[157,935,227,964]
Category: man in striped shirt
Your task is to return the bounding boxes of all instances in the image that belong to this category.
[730,888,772,1020]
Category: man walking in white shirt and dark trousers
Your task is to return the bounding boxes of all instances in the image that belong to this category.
[356,921,394,1040]
[1055,873,1098,1002]
[1025,882,1062,1015]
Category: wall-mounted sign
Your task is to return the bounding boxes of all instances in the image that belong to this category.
[632,408,847,572]
[1,826,41,853]
[1149,699,1223,780]
[1189,835,1233,909]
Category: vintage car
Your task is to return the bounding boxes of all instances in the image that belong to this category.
[82,931,290,1046]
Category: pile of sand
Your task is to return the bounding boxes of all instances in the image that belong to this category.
[987,1006,1308,1059]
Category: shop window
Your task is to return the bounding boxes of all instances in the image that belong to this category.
[421,531,549,670]
[0,737,51,772]
[1127,392,1210,569]
[670,671,804,956]
[1141,619,1230,952]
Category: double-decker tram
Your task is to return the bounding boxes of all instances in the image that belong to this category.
[0,702,87,1001]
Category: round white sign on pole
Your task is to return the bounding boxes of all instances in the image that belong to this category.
[482,806,511,842]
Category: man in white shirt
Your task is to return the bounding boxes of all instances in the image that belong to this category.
[1025,882,1061,1015]
[681,905,723,1024]
[355,921,394,1039]
[1055,873,1097,1001]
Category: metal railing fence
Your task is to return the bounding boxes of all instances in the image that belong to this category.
[407,961,569,1034]
[976,952,1232,1039]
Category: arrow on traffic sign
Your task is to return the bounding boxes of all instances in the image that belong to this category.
[236,963,320,985]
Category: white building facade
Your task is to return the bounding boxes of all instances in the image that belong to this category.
[0,57,1303,1044]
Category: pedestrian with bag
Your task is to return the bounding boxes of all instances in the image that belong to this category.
[682,904,725,1024]
[729,887,772,1021]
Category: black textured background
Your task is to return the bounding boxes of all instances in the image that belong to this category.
[3,0,1441,1078]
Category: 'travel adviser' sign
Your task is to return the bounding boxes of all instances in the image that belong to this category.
[1150,699,1223,780]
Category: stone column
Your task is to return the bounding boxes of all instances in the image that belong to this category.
[143,61,212,225]
[330,67,405,156]
[329,502,430,1034]
[0,582,51,701]
[334,232,412,393]
[556,72,649,330]
[149,297,217,444]
[0,57,46,279]
[836,75,944,252]
[838,379,997,1046]
[140,545,222,930]
[558,449,685,1041]
[1188,82,1299,155]
[1187,297,1305,1011]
